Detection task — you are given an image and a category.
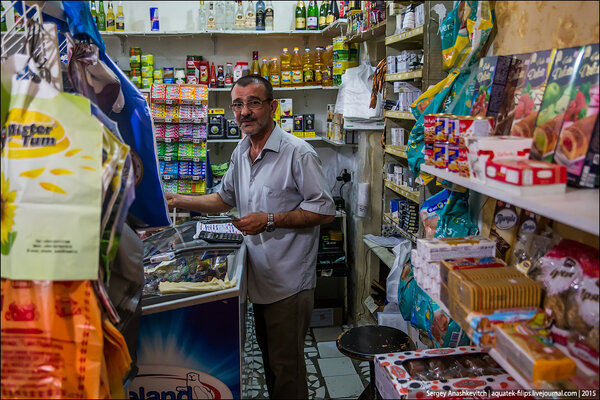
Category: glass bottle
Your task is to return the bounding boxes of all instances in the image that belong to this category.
[319,0,329,29]
[106,1,115,31]
[97,0,106,31]
[198,1,206,30]
[280,48,292,86]
[255,0,265,31]
[291,47,303,87]
[215,1,224,30]
[261,58,270,80]
[206,1,216,29]
[245,0,256,30]
[250,51,260,75]
[116,1,125,31]
[302,47,314,86]
[225,62,234,87]
[90,1,98,27]
[295,1,306,30]
[269,57,280,87]
[234,1,245,30]
[265,1,274,31]
[224,0,235,30]
[210,62,217,88]
[326,0,338,25]
[217,65,225,87]
[322,44,333,86]
[313,46,324,85]
[307,0,318,30]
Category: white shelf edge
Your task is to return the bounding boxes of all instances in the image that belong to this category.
[421,165,600,236]
[100,29,338,37]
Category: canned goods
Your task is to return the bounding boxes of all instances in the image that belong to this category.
[141,65,153,78]
[424,142,435,165]
[434,142,448,169]
[163,67,174,79]
[150,7,159,31]
[424,114,436,143]
[163,78,175,84]
[447,145,460,173]
[131,75,142,88]
[434,114,451,142]
[186,72,198,84]
[141,54,154,66]
[447,117,459,145]
[142,77,153,89]
[458,146,470,177]
[153,69,163,79]
[129,47,141,69]
[458,116,494,146]
[186,55,202,70]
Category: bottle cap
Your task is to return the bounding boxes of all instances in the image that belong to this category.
[253,51,258,59]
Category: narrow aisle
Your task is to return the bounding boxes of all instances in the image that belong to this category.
[242,304,370,399]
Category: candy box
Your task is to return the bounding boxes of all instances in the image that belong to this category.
[553,43,600,188]
[417,236,496,262]
[470,56,513,119]
[375,347,521,399]
[465,136,533,182]
[485,159,567,195]
[531,46,586,161]
[494,53,531,136]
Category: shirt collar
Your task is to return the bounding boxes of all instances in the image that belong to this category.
[239,122,283,155]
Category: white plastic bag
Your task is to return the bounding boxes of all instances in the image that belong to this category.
[386,239,412,304]
[337,62,383,120]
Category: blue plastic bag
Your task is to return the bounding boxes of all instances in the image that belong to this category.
[435,190,479,238]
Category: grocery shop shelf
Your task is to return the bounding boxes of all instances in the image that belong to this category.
[319,135,358,147]
[385,25,424,45]
[208,86,339,92]
[384,110,415,120]
[100,28,343,38]
[384,145,407,158]
[344,22,387,44]
[421,164,600,236]
[384,179,420,203]
[385,69,423,81]
[363,238,395,269]
[383,213,417,244]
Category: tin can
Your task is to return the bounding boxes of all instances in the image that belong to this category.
[434,113,451,142]
[141,54,154,67]
[424,114,436,143]
[458,146,469,177]
[424,142,435,165]
[163,67,174,79]
[458,116,494,146]
[447,145,460,173]
[434,142,448,169]
[150,7,159,31]
[447,117,459,145]
[186,55,202,70]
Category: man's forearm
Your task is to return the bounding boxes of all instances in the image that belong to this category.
[274,208,335,229]
[172,192,233,214]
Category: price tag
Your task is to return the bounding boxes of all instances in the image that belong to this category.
[162,175,172,180]
[192,157,200,162]
[192,139,201,144]
[164,138,172,143]
[166,100,175,105]
[165,118,173,123]
[192,176,200,181]
[164,157,172,162]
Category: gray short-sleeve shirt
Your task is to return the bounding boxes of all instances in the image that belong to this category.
[218,124,336,304]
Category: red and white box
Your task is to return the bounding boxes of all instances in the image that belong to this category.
[465,136,533,182]
[485,159,567,195]
[375,347,521,399]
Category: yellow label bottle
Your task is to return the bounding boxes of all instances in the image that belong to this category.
[106,1,115,31]
[280,48,292,86]
[116,1,125,31]
[269,57,281,87]
[302,47,314,86]
[291,47,303,86]
[261,58,270,81]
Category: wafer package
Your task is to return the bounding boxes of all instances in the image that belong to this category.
[416,236,496,261]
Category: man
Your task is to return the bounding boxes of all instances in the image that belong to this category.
[166,75,336,399]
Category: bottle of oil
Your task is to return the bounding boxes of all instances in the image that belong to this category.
[106,1,115,31]
[291,47,303,86]
[280,48,292,86]
[269,57,281,87]
[250,51,260,75]
[313,46,324,86]
[302,47,314,86]
[322,45,333,86]
[261,58,270,81]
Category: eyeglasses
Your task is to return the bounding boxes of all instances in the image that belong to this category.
[229,99,272,112]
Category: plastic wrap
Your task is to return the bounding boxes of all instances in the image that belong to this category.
[419,189,450,239]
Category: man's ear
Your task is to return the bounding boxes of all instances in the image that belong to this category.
[270,99,279,118]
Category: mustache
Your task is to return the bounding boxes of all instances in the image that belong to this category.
[240,117,256,123]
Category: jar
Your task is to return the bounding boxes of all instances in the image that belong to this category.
[129,47,142,69]
[186,71,198,84]
[142,77,153,89]
[153,69,163,79]
[141,54,154,67]
[163,67,175,79]
[141,65,154,78]
[186,55,202,70]
[131,75,142,88]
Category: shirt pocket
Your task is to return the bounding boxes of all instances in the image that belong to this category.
[260,185,302,214]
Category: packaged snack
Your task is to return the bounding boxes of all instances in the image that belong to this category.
[509,49,556,138]
[470,56,513,119]
[417,236,496,262]
[494,323,577,382]
[485,159,567,194]
[553,43,600,188]
[531,46,585,161]
[455,273,541,311]
[433,191,480,238]
[465,136,533,182]
[419,190,450,239]
[494,53,531,136]
[440,257,506,286]
[488,200,519,261]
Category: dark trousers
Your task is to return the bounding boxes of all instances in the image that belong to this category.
[253,289,315,399]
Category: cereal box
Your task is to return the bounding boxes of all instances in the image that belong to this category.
[470,56,512,119]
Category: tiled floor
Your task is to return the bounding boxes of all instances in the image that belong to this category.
[242,304,370,399]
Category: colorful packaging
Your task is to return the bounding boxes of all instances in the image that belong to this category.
[447,145,460,172]
[417,236,496,262]
[419,189,450,239]
[531,46,586,161]
[488,200,519,261]
[494,53,532,136]
[433,142,448,169]
[465,136,533,182]
[486,159,567,186]
[457,116,494,147]
[470,56,513,119]
[553,43,599,188]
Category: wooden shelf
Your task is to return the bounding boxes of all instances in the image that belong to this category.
[384,179,420,203]
[384,145,407,158]
[385,25,424,45]
[344,22,387,44]
[385,69,423,81]
[384,110,415,120]
[383,213,418,244]
[421,165,600,236]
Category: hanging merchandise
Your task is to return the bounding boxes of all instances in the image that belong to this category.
[434,190,479,238]
[419,189,451,239]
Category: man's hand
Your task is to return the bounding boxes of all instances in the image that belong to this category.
[165,192,181,211]
[232,212,268,235]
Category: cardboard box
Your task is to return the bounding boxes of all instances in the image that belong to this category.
[279,98,293,117]
[225,119,240,139]
[293,114,304,135]
[310,307,343,327]
[466,136,533,182]
[470,56,512,120]
[304,114,315,135]
[280,117,294,134]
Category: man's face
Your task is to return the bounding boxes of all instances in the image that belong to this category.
[230,83,276,137]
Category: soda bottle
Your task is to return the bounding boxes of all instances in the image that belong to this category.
[269,57,281,87]
[106,1,115,31]
[319,1,329,30]
[322,45,333,86]
[302,48,314,86]
[116,1,125,31]
[90,1,98,27]
[97,0,106,31]
[295,1,306,30]
[291,47,303,87]
[280,48,292,86]
[261,58,270,81]
[250,51,260,75]
[313,46,324,86]
[307,1,318,30]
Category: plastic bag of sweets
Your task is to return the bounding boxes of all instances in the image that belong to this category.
[419,189,450,239]
[434,190,479,238]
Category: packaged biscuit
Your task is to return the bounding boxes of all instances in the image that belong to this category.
[440,257,506,286]
[456,274,541,311]
[448,266,523,302]
[470,56,512,119]
[488,200,520,261]
[531,46,585,161]
[417,236,496,262]
[494,53,531,136]
[509,49,556,138]
[553,43,599,188]
[494,323,577,382]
